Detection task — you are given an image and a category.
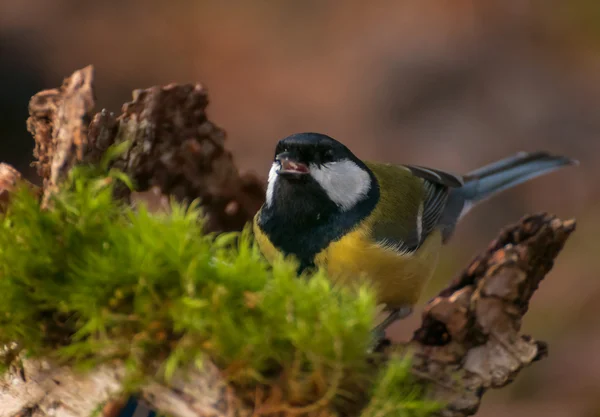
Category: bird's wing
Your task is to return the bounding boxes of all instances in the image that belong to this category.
[420,180,450,241]
[401,164,464,188]
[366,163,464,253]
[402,164,464,243]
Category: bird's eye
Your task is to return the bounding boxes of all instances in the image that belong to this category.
[322,149,334,162]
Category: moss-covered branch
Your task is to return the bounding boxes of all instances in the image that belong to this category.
[0,67,575,417]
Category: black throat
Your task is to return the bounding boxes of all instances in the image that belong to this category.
[257,169,379,273]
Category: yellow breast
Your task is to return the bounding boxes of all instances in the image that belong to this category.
[313,225,442,308]
[254,212,443,309]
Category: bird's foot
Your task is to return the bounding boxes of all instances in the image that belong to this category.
[369,306,413,352]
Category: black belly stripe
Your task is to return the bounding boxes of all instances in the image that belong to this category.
[258,175,380,273]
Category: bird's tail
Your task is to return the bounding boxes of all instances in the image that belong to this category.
[440,151,578,240]
[461,151,577,206]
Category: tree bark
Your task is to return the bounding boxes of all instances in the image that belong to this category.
[406,213,573,416]
[0,67,576,417]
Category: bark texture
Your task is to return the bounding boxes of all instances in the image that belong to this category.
[0,67,576,417]
[27,65,95,207]
[407,213,574,416]
[0,359,251,417]
[26,66,265,231]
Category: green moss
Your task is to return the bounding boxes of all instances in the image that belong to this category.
[0,151,437,415]
[363,355,442,417]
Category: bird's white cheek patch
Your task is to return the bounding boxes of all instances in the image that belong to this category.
[266,163,279,207]
[309,160,371,211]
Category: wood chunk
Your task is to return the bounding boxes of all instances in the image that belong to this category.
[409,214,575,416]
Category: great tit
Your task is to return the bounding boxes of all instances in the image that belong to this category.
[253,132,577,333]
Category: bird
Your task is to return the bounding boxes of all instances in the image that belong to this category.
[253,132,578,337]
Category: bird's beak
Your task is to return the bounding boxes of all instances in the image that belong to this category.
[276,152,310,175]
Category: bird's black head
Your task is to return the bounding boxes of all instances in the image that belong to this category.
[258,132,380,270]
[272,132,357,176]
[266,132,376,211]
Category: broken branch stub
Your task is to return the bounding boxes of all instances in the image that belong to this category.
[88,82,265,233]
[26,66,265,232]
[407,213,576,417]
[26,65,95,207]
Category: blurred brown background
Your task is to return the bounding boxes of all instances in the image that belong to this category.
[1,1,598,415]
